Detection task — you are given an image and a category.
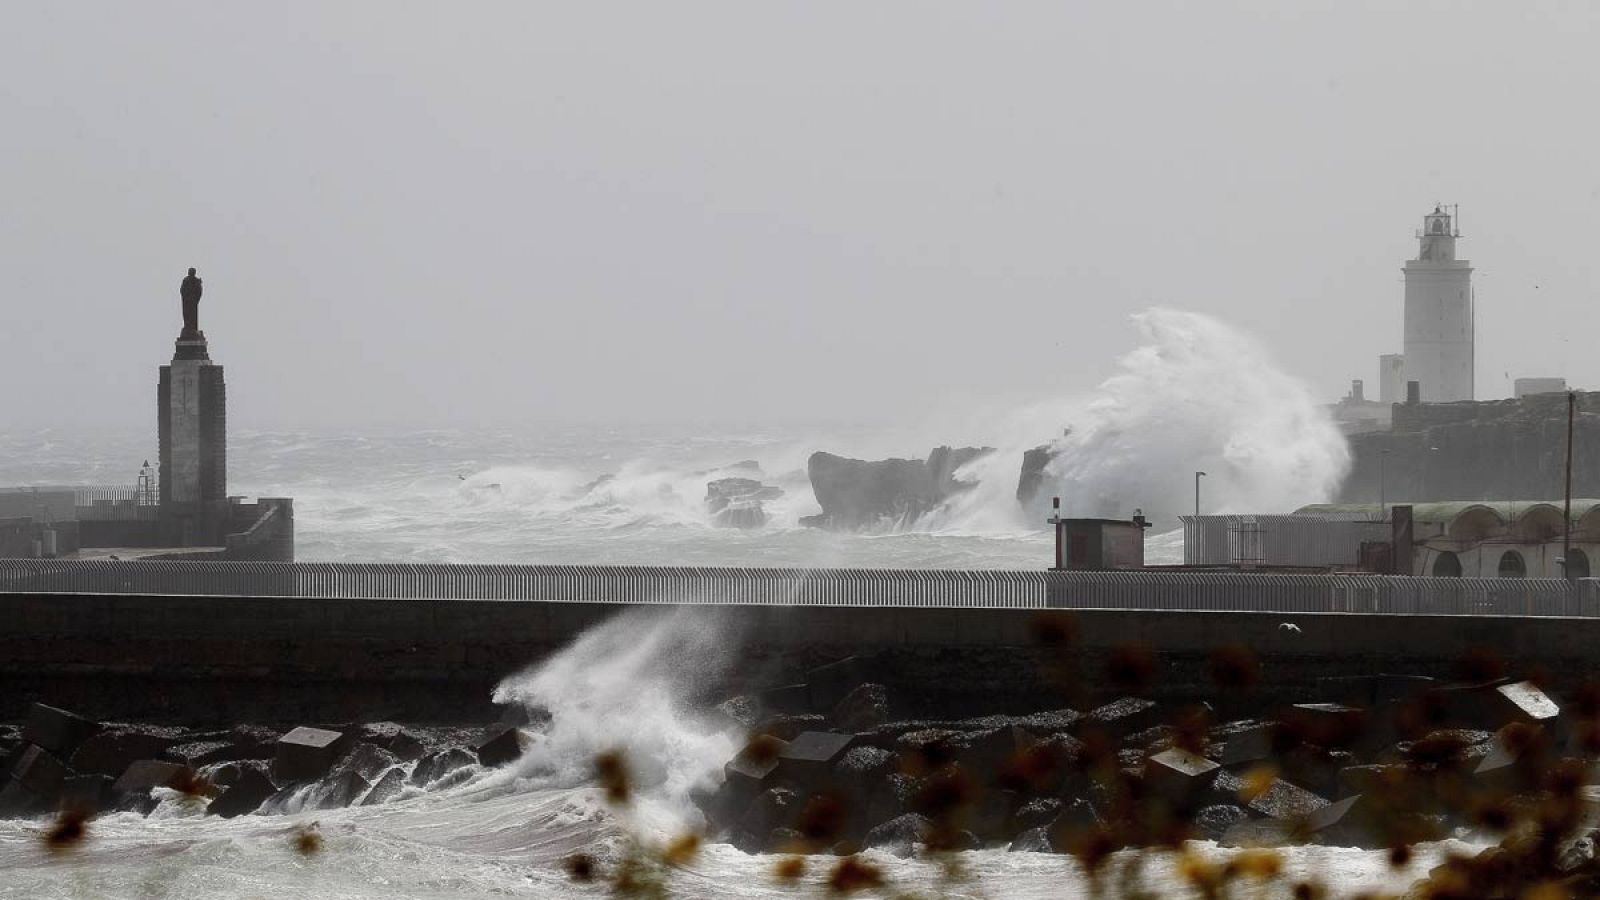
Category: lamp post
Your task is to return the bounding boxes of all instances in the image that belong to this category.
[1563,391,1575,579]
[1379,448,1390,520]
[1194,471,1206,518]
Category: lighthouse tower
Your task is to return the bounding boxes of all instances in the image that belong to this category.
[1402,205,1474,402]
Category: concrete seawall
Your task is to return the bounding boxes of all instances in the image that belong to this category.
[3,592,1596,724]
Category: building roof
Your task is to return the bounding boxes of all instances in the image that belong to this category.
[1297,501,1600,521]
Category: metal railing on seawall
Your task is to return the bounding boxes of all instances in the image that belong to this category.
[1,559,1597,615]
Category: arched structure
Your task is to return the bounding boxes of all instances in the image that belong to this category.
[1567,548,1591,579]
[1497,550,1527,578]
[1447,505,1505,543]
[1432,551,1462,577]
[1511,504,1566,544]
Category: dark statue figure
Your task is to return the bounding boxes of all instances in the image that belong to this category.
[180,267,203,336]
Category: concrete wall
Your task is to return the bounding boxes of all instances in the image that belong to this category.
[5,592,1600,725]
[1341,391,1600,504]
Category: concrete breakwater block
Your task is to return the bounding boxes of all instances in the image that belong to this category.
[23,704,101,758]
[113,759,194,796]
[69,726,189,777]
[11,744,70,800]
[778,732,855,786]
[338,743,402,781]
[1286,703,1367,750]
[60,774,114,812]
[207,767,276,818]
[1144,747,1219,808]
[474,727,526,768]
[273,727,349,784]
[353,722,426,762]
[315,769,371,810]
[408,747,475,787]
[360,767,406,806]
[1217,721,1277,767]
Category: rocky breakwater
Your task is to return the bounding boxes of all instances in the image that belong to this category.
[802,446,992,530]
[0,703,545,821]
[693,660,1600,896]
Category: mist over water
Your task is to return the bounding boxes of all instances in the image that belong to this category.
[0,309,1347,568]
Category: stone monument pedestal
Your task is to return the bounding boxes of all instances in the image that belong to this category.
[158,332,227,544]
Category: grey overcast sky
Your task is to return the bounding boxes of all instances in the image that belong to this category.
[2,2,1597,432]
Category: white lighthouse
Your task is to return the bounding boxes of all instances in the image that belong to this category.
[1401,205,1474,402]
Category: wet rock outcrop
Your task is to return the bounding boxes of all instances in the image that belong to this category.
[801,446,993,530]
[705,477,783,529]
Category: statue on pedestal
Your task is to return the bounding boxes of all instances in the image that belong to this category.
[180,268,203,337]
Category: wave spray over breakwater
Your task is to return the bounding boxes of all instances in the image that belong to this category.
[942,309,1351,533]
[489,606,743,818]
[0,308,1348,567]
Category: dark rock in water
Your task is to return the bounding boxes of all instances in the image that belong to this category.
[1009,826,1052,853]
[765,826,805,853]
[204,759,272,789]
[865,773,921,827]
[863,813,930,856]
[70,725,188,777]
[351,722,426,761]
[474,727,526,768]
[803,446,993,530]
[705,477,783,529]
[739,786,801,839]
[59,774,115,813]
[208,768,276,818]
[409,747,475,787]
[833,746,894,796]
[1013,797,1062,833]
[113,759,194,797]
[1193,804,1251,841]
[713,502,767,529]
[166,740,248,767]
[23,704,101,758]
[755,714,826,742]
[0,780,48,816]
[273,727,350,784]
[1083,698,1162,739]
[361,767,406,806]
[1211,769,1329,820]
[1016,444,1060,506]
[704,477,782,514]
[336,743,402,781]
[11,744,70,803]
[1044,798,1103,851]
[316,769,371,810]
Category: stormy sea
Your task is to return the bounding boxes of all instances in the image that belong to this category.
[0,309,1457,898]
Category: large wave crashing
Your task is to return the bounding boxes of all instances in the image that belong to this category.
[375,308,1347,550]
[1010,308,1349,527]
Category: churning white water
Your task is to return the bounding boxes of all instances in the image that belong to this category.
[0,607,1467,898]
[0,309,1375,896]
[0,308,1348,569]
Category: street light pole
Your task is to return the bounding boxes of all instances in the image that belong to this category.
[1194,471,1206,518]
[1379,448,1389,520]
[1564,391,1575,579]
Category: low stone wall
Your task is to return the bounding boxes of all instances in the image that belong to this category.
[5,592,1599,725]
